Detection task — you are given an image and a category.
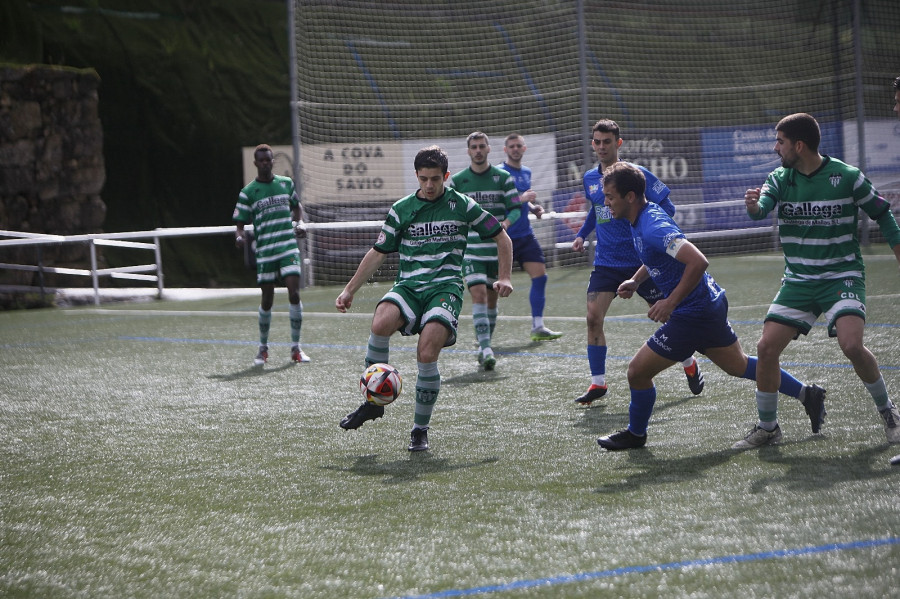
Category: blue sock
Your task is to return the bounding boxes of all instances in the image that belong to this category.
[742,356,803,399]
[530,275,547,318]
[587,345,607,386]
[628,387,657,436]
[587,345,607,376]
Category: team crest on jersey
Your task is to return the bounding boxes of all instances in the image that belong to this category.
[493,175,500,183]
[448,199,457,211]
[829,173,842,187]
[844,279,853,288]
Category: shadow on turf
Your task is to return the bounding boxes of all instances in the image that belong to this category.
[322,453,500,485]
[572,396,696,435]
[749,443,896,493]
[592,439,895,496]
[207,362,296,381]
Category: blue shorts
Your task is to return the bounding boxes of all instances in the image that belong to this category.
[646,297,738,362]
[511,234,545,267]
[588,266,663,304]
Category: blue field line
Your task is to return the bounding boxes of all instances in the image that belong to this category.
[116,336,900,371]
[386,537,900,599]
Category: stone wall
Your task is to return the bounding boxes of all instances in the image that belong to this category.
[0,64,106,288]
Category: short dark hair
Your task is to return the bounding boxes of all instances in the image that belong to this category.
[776,113,820,152]
[893,75,900,91]
[466,131,489,147]
[602,162,645,199]
[504,133,523,145]
[414,145,449,173]
[592,119,620,139]
[254,143,273,158]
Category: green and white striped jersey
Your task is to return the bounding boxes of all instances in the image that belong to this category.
[232,175,300,264]
[752,156,900,281]
[450,165,521,262]
[374,187,502,293]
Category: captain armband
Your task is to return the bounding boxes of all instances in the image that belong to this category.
[664,235,688,259]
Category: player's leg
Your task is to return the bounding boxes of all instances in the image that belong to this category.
[833,314,899,443]
[339,297,407,432]
[597,342,674,450]
[284,272,309,363]
[575,276,616,404]
[469,282,493,366]
[730,321,815,448]
[254,281,276,366]
[406,290,460,451]
[516,235,562,341]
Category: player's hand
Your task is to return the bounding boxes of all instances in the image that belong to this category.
[744,188,761,214]
[335,291,353,312]
[294,221,307,239]
[616,279,637,299]
[647,298,675,323]
[235,234,244,248]
[493,279,514,298]
[572,236,584,253]
[531,203,544,219]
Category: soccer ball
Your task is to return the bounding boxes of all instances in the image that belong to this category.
[360,363,402,406]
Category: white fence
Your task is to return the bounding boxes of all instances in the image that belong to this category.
[0,202,786,306]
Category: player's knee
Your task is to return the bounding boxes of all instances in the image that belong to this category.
[755,337,779,363]
[838,336,866,362]
[626,362,651,388]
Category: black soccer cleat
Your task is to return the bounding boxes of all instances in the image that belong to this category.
[685,361,705,395]
[339,402,385,430]
[801,384,827,434]
[574,384,607,405]
[408,427,429,452]
[597,429,647,451]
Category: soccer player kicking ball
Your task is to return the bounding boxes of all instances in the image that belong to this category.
[741,113,900,450]
[594,163,825,451]
[335,146,513,452]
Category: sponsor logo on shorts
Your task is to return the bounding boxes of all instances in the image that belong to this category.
[650,331,672,352]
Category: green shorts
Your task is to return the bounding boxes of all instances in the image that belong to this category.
[379,283,463,347]
[257,251,302,285]
[765,276,866,337]
[462,259,498,289]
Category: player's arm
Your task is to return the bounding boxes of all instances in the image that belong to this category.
[643,168,675,216]
[573,204,597,253]
[234,220,248,248]
[745,186,776,219]
[501,186,523,229]
[647,239,708,323]
[291,205,307,238]
[492,228,514,297]
[617,265,650,299]
[336,248,388,312]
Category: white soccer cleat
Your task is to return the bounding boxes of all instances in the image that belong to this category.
[291,347,311,363]
[253,345,268,366]
[879,404,900,444]
[732,424,782,449]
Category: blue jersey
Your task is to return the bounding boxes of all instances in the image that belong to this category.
[579,161,676,269]
[631,202,725,317]
[499,162,534,240]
